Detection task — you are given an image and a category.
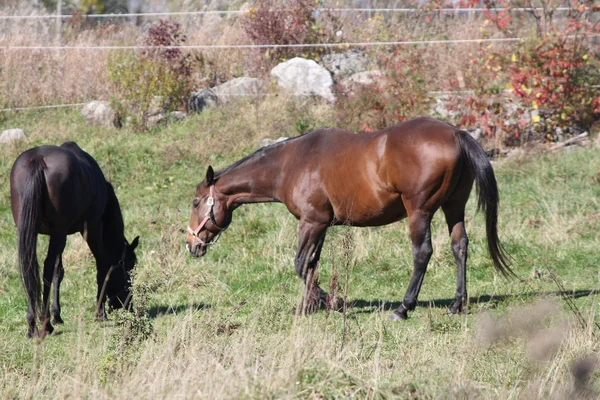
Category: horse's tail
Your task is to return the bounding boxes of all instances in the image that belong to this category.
[455,130,514,278]
[18,156,47,316]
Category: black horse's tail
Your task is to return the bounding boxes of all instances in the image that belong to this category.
[18,156,47,317]
[455,130,514,278]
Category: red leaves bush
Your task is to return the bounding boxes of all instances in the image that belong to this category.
[241,0,324,69]
[334,47,432,133]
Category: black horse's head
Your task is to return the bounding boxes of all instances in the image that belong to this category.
[106,236,139,310]
[185,166,232,258]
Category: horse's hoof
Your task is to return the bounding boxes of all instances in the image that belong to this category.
[27,330,39,339]
[53,315,64,325]
[449,300,465,315]
[95,314,107,322]
[390,310,408,321]
[326,295,346,312]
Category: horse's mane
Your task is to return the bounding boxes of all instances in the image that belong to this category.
[216,136,301,177]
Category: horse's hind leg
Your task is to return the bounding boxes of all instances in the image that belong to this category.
[41,234,67,335]
[442,202,469,315]
[51,254,65,324]
[391,210,433,321]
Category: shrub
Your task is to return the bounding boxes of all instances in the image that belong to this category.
[447,0,600,146]
[240,0,327,72]
[334,47,433,133]
[509,34,600,140]
[107,19,193,129]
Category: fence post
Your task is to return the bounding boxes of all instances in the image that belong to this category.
[56,0,62,42]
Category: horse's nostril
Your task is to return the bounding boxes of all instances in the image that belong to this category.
[186,243,191,253]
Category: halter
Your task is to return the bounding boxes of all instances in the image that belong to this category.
[187,185,229,247]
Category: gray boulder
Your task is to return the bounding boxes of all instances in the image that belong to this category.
[212,77,263,104]
[169,111,187,121]
[0,128,25,143]
[271,58,335,102]
[81,101,118,128]
[189,88,218,113]
[321,50,369,78]
[147,113,167,127]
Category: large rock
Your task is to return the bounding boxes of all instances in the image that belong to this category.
[271,58,335,102]
[321,50,369,78]
[0,128,25,143]
[212,77,263,104]
[81,101,119,128]
[188,88,218,113]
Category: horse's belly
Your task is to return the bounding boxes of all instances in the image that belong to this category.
[332,196,407,227]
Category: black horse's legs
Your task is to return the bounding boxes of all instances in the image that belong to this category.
[82,222,108,321]
[392,213,433,321]
[443,204,469,314]
[40,234,67,335]
[295,220,328,314]
[51,254,65,324]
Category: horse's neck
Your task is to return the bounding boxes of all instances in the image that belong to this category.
[218,148,283,208]
[102,188,126,259]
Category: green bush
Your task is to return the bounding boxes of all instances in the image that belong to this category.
[107,19,193,130]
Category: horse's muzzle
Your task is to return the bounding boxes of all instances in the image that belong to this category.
[186,241,207,258]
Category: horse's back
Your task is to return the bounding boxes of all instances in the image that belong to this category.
[10,143,107,233]
[281,118,465,226]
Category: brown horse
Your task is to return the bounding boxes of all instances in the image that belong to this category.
[10,142,139,338]
[185,117,512,320]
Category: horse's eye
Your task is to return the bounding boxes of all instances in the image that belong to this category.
[192,198,200,209]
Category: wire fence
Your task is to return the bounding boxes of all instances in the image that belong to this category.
[0,7,582,20]
[1,6,597,113]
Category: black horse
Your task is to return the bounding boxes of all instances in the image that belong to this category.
[10,142,139,338]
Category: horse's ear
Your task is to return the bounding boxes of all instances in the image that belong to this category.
[130,236,140,250]
[206,166,215,186]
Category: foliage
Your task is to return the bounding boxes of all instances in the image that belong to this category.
[107,19,193,130]
[509,34,600,140]
[77,0,128,14]
[240,0,329,71]
[333,47,433,133]
[448,0,600,145]
[99,278,154,383]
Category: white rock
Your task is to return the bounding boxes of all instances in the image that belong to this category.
[0,128,25,143]
[81,101,118,128]
[271,58,335,102]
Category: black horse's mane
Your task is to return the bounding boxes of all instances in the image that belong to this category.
[215,135,301,177]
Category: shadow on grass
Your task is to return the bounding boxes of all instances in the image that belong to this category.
[348,289,598,314]
[149,302,211,319]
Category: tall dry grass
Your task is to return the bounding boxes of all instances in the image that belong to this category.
[0,1,545,109]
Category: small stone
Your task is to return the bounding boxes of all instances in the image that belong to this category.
[0,128,26,143]
[147,113,166,127]
[169,111,187,121]
[259,137,288,148]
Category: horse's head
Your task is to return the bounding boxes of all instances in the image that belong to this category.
[186,166,232,258]
[107,236,139,310]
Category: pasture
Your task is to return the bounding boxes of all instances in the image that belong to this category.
[1,101,599,399]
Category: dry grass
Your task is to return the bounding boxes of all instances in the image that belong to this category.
[0,2,548,109]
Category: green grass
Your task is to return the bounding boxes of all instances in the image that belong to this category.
[0,103,599,399]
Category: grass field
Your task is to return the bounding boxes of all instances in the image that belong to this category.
[0,101,599,399]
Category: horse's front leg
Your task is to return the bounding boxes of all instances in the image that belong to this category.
[41,234,67,335]
[82,222,108,321]
[294,220,331,314]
